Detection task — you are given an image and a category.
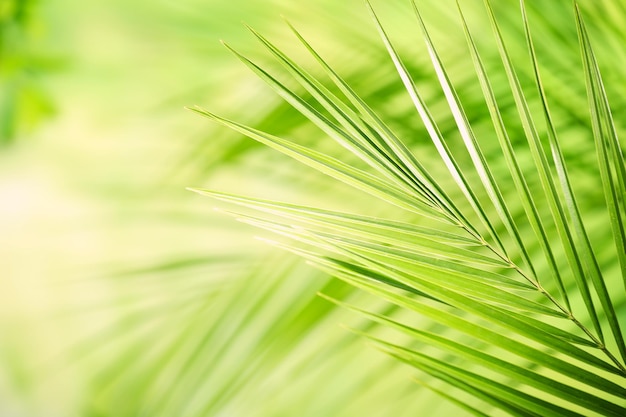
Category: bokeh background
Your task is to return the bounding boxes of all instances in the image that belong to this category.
[1,0,625,415]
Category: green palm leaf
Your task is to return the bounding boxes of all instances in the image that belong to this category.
[193,0,626,415]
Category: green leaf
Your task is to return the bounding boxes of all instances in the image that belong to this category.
[368,0,503,251]
[413,0,540,287]
[341,304,626,416]
[482,0,606,349]
[456,0,571,310]
[575,4,626,363]
[188,107,442,219]
[382,343,585,417]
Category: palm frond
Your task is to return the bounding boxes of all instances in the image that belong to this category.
[193,0,626,414]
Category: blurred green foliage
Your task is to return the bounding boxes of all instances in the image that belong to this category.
[1,0,625,416]
[0,0,60,145]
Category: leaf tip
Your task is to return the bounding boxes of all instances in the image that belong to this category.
[220,39,235,52]
[243,22,259,35]
[186,187,207,196]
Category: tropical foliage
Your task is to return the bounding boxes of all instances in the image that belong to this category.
[191,0,626,415]
[1,0,626,416]
[0,0,57,145]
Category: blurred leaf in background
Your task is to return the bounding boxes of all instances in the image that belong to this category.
[0,0,62,145]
